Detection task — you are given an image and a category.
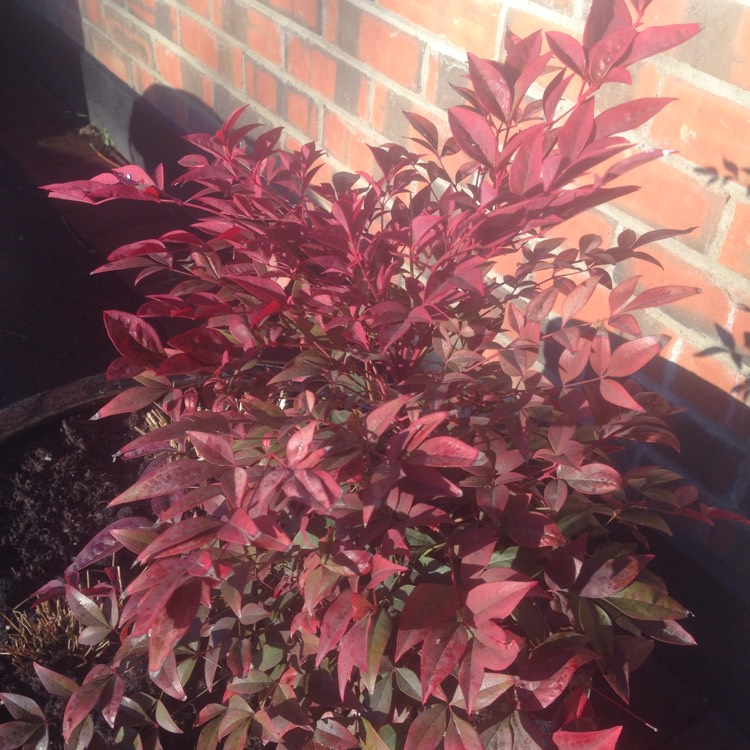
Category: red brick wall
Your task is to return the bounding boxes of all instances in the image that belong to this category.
[20,0,750,515]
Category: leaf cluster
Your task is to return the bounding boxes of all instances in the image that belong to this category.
[3,2,747,749]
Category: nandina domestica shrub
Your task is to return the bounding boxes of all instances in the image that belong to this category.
[2,1,748,748]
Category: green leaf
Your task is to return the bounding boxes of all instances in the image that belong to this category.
[605,580,689,621]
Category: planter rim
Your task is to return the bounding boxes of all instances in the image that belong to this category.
[0,373,126,444]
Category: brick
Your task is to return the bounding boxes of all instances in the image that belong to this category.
[218,39,244,91]
[358,11,424,89]
[371,81,414,142]
[84,25,132,84]
[224,2,283,65]
[654,413,743,498]
[127,0,178,40]
[181,58,213,106]
[79,0,104,27]
[324,0,340,44]
[378,0,500,57]
[180,12,219,70]
[425,51,466,110]
[334,58,370,118]
[286,89,319,137]
[262,0,322,32]
[613,157,728,252]
[132,63,157,95]
[177,0,210,14]
[103,5,154,67]
[244,58,280,113]
[322,109,377,173]
[287,36,337,100]
[331,0,360,56]
[650,79,750,183]
[721,201,750,277]
[670,341,742,426]
[504,8,577,44]
[665,0,743,82]
[731,6,750,88]
[154,42,184,88]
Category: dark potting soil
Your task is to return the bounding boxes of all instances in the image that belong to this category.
[0,409,141,679]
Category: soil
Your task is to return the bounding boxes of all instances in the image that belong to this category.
[0,407,142,747]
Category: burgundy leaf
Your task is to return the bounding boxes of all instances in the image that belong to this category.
[599,378,644,411]
[103,310,164,368]
[577,555,653,598]
[596,97,674,138]
[467,53,512,122]
[420,623,469,701]
[313,718,359,750]
[33,664,79,698]
[137,516,223,562]
[0,720,42,749]
[110,459,217,506]
[91,385,169,420]
[364,395,411,442]
[546,31,586,75]
[558,463,621,495]
[404,111,439,152]
[408,436,488,468]
[620,285,700,314]
[403,704,448,750]
[448,107,498,168]
[465,580,536,626]
[625,24,700,66]
[396,584,459,661]
[445,713,484,750]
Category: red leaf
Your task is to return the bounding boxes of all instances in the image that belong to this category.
[420,623,469,702]
[408,436,488,468]
[625,24,700,66]
[509,125,544,195]
[558,99,595,162]
[137,516,223,562]
[464,580,536,626]
[553,726,622,750]
[66,516,153,575]
[313,718,359,750]
[445,713,484,750]
[395,584,459,661]
[103,310,164,368]
[110,459,217,506]
[558,463,621,495]
[595,97,673,138]
[364,395,411,441]
[577,555,653,598]
[92,385,168,420]
[148,579,203,672]
[562,275,601,325]
[515,645,597,710]
[63,679,108,741]
[607,336,663,376]
[404,111,439,152]
[467,53,512,122]
[620,285,700,314]
[448,107,498,168]
[404,704,448,750]
[0,694,45,721]
[599,379,644,411]
[317,592,355,667]
[0,720,42,749]
[33,663,79,698]
[546,31,586,74]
